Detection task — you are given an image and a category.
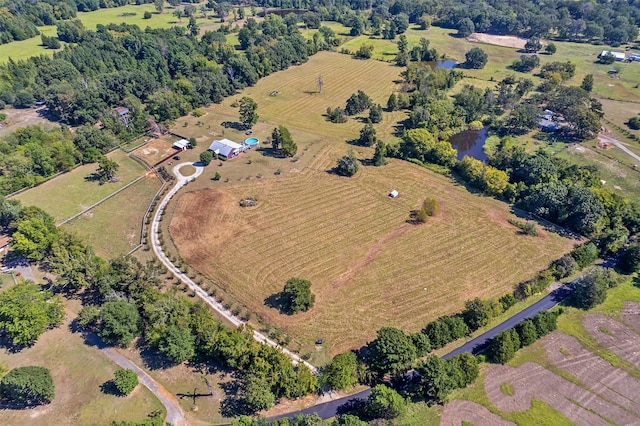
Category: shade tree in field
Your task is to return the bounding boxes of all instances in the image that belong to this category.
[524,37,542,53]
[372,140,387,166]
[335,151,359,177]
[281,278,315,314]
[358,122,377,147]
[345,90,372,116]
[464,47,488,69]
[113,368,138,395]
[570,267,621,310]
[200,150,213,166]
[95,155,120,184]
[0,282,64,346]
[239,97,259,129]
[0,366,54,406]
[271,125,297,157]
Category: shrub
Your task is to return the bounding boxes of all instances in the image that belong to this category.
[143,11,152,19]
[335,151,358,177]
[113,368,138,395]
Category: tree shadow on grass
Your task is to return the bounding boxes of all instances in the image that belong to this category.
[264,292,292,315]
[221,121,245,131]
[137,342,178,371]
[219,374,254,417]
[100,379,122,396]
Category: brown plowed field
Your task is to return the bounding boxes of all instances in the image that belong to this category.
[440,400,515,426]
[169,149,576,356]
[583,314,640,369]
[485,362,626,425]
[544,332,640,418]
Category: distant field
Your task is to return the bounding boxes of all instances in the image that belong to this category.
[169,149,576,359]
[64,174,162,258]
[0,315,164,425]
[0,27,61,63]
[14,150,146,223]
[77,4,204,30]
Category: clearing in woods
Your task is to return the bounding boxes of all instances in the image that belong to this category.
[169,148,576,359]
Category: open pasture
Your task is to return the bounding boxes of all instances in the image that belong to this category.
[0,314,163,425]
[169,148,576,358]
[14,150,146,223]
[131,137,179,167]
[64,173,161,259]
[0,27,61,64]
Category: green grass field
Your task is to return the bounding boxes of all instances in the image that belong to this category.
[0,312,164,425]
[64,174,162,258]
[0,27,61,63]
[77,4,206,30]
[14,150,147,223]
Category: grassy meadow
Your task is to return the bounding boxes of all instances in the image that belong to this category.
[64,174,162,258]
[14,150,146,223]
[0,27,61,63]
[169,148,576,361]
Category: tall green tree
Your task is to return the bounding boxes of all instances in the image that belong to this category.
[0,366,54,406]
[239,97,259,129]
[323,352,359,390]
[364,385,406,419]
[95,155,119,184]
[366,327,416,376]
[281,278,315,314]
[98,300,141,347]
[113,368,138,395]
[0,282,64,345]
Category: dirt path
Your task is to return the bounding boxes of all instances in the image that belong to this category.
[598,132,640,163]
[440,400,515,426]
[150,163,318,374]
[545,332,640,419]
[467,33,527,49]
[329,223,413,289]
[485,362,628,425]
[85,334,187,426]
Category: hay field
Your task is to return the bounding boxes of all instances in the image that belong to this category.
[64,174,162,258]
[14,150,146,223]
[169,149,576,357]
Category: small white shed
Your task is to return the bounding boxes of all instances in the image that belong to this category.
[173,139,191,150]
[389,190,399,198]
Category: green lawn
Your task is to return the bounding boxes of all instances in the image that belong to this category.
[14,150,146,223]
[76,4,204,30]
[64,174,162,258]
[0,27,61,64]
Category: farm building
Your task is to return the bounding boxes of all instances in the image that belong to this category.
[208,138,244,159]
[599,50,626,61]
[113,106,130,126]
[173,139,191,150]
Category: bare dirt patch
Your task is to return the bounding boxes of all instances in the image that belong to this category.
[132,138,178,166]
[467,33,527,49]
[621,301,640,332]
[0,108,56,137]
[544,332,640,419]
[485,362,627,425]
[440,400,515,426]
[583,314,640,369]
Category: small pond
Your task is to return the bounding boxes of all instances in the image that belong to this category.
[449,127,489,162]
[426,59,458,70]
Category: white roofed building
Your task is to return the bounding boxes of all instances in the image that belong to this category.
[208,138,244,159]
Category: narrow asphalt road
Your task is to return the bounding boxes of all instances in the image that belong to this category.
[598,132,640,163]
[85,333,187,426]
[263,277,583,423]
[150,163,318,374]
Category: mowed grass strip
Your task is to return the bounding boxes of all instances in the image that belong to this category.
[64,174,162,259]
[0,315,164,426]
[14,150,147,223]
[170,151,576,357]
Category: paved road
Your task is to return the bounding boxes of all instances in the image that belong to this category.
[599,132,640,163]
[85,333,187,426]
[150,163,318,374]
[262,278,583,424]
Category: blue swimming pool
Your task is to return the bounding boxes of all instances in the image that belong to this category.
[244,137,259,147]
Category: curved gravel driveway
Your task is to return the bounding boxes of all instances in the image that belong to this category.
[150,163,318,374]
